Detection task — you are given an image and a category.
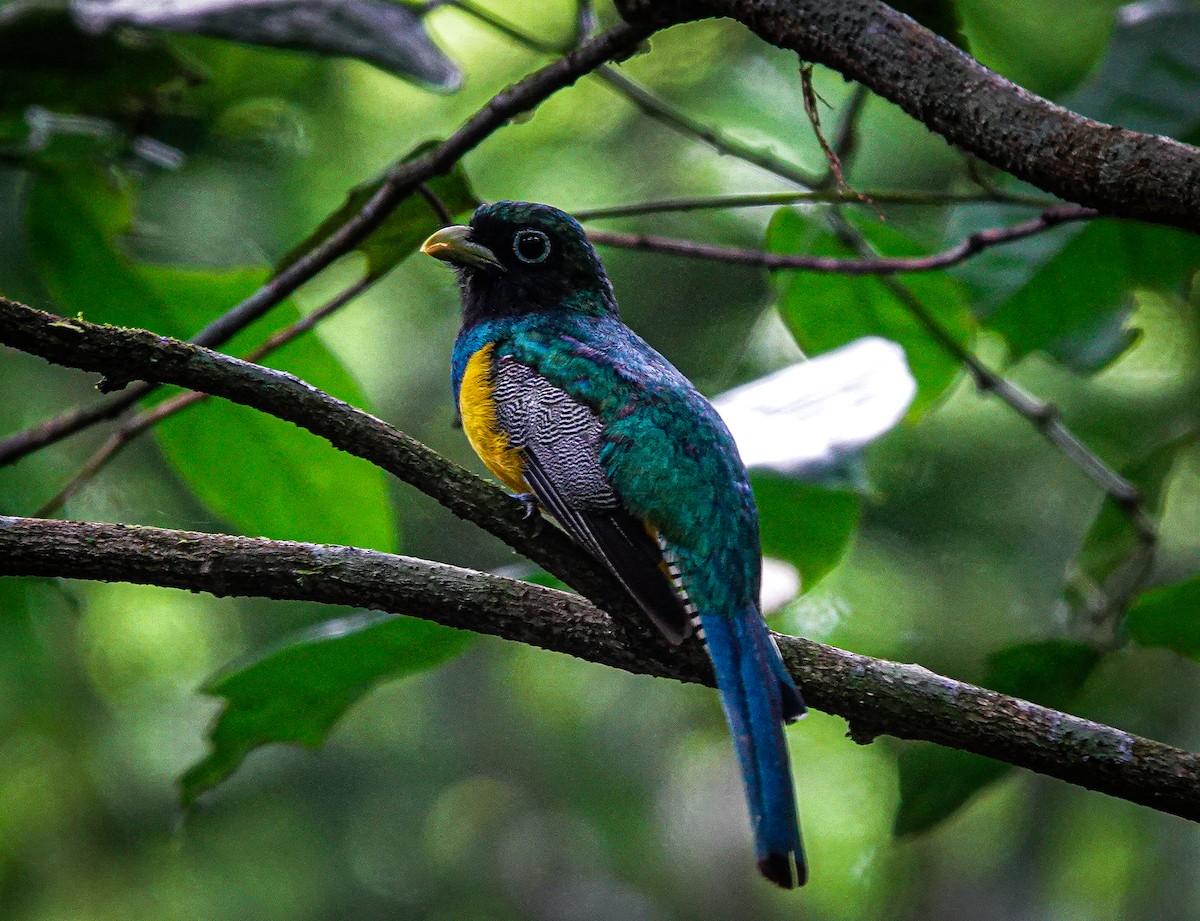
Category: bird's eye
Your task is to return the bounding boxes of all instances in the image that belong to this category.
[513,229,551,264]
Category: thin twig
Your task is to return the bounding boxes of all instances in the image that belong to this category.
[615,0,1200,231]
[574,188,1055,221]
[0,22,652,469]
[416,182,454,226]
[824,211,1158,567]
[799,65,858,201]
[966,155,1009,200]
[586,205,1096,273]
[826,83,869,175]
[447,0,568,55]
[573,0,596,45]
[34,276,377,517]
[594,66,823,188]
[450,0,825,191]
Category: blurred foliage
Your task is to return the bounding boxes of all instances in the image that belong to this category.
[767,209,973,415]
[183,611,473,806]
[0,7,196,143]
[277,146,480,279]
[1128,575,1200,660]
[955,0,1123,97]
[753,474,860,591]
[1070,5,1200,140]
[980,220,1200,370]
[1,1,1200,919]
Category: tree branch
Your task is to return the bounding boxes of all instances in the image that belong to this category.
[615,0,1200,232]
[0,296,646,629]
[0,21,652,469]
[2,515,1198,824]
[586,205,1095,273]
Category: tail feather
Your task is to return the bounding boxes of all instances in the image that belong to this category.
[768,633,807,724]
[700,609,806,888]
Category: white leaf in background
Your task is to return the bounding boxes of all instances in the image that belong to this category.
[760,557,801,614]
[714,336,917,479]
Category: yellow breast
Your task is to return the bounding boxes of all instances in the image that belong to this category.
[459,343,529,494]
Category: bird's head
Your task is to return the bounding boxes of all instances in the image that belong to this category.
[421,201,617,324]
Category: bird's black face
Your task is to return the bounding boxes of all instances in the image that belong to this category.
[421,201,617,325]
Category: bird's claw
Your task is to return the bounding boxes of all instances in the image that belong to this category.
[512,492,543,533]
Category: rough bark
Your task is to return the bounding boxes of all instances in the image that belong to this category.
[615,0,1200,232]
[3,515,1198,824]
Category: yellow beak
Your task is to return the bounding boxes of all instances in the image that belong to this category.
[420,225,504,271]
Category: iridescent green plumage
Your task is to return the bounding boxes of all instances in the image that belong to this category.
[428,201,806,888]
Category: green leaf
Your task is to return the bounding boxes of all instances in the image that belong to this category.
[1077,435,1191,587]
[752,473,860,590]
[74,0,461,91]
[25,166,175,331]
[0,578,57,696]
[1070,7,1200,140]
[887,0,965,44]
[893,640,1102,835]
[893,748,1008,838]
[181,611,473,805]
[26,166,397,550]
[980,220,1200,370]
[985,641,1104,704]
[956,0,1122,97]
[941,8,1200,359]
[277,146,480,280]
[1127,576,1200,661]
[142,266,399,551]
[766,208,973,416]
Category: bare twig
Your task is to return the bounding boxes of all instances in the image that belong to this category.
[573,0,596,45]
[586,205,1095,273]
[800,66,853,198]
[450,0,826,190]
[594,66,823,188]
[0,21,652,469]
[826,83,869,176]
[446,0,568,55]
[574,188,1053,221]
[416,182,455,227]
[824,212,1158,576]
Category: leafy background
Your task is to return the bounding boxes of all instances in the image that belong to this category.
[1,0,1200,919]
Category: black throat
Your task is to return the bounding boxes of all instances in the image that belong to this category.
[459,267,612,327]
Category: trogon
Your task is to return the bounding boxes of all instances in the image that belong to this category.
[422,201,806,888]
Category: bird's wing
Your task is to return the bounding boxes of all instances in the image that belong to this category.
[493,355,694,644]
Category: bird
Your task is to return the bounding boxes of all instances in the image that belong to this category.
[422,201,806,888]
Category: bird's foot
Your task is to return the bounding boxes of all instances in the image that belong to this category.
[512,492,543,534]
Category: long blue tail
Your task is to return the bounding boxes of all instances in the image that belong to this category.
[700,608,806,888]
